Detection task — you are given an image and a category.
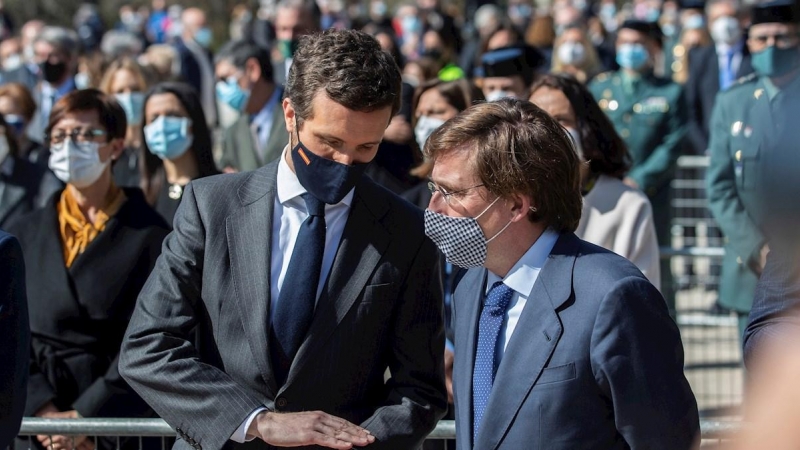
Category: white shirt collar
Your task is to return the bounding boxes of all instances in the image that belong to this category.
[276,145,355,207]
[486,228,560,296]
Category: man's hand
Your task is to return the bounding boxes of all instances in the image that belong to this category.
[249,410,375,449]
[36,409,89,450]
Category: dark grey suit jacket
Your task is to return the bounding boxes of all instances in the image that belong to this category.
[218,94,289,172]
[452,233,699,450]
[0,230,29,450]
[120,161,447,450]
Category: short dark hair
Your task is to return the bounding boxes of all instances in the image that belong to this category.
[286,29,402,126]
[425,98,582,233]
[215,40,274,83]
[46,89,127,142]
[530,74,631,179]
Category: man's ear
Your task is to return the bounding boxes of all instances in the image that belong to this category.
[508,192,533,223]
[282,98,296,134]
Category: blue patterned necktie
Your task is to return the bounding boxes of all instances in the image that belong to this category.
[472,281,514,442]
[270,193,326,384]
[720,49,736,90]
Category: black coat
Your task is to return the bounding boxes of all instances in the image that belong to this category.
[0,155,62,230]
[8,187,169,420]
[686,44,753,154]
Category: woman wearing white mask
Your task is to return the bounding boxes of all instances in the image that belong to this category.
[140,82,219,225]
[0,82,45,165]
[0,113,61,229]
[552,26,604,83]
[403,78,485,209]
[100,58,150,188]
[7,89,169,450]
[530,74,661,288]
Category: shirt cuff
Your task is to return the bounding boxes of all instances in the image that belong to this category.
[230,407,268,443]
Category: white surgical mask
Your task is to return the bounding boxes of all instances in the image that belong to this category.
[485,90,516,102]
[0,135,9,164]
[424,197,513,268]
[557,41,587,65]
[3,53,21,72]
[711,16,742,46]
[48,138,109,188]
[414,115,446,150]
[75,72,91,90]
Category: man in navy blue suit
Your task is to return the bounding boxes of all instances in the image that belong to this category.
[423,98,699,450]
[0,230,29,449]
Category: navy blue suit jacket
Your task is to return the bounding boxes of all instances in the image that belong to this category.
[0,230,29,449]
[452,232,699,450]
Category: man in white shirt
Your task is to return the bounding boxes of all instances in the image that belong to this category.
[423,98,699,449]
[120,30,446,450]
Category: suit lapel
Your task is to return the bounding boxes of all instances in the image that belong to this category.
[226,165,279,396]
[453,268,486,448]
[475,233,579,450]
[282,178,391,388]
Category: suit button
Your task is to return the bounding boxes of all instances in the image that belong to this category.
[737,256,743,265]
[735,150,742,162]
[277,398,288,408]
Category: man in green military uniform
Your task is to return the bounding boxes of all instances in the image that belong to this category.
[590,19,687,312]
[707,0,800,342]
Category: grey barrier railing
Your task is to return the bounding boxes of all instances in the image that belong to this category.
[15,418,741,441]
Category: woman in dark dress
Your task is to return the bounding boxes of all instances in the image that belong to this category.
[9,89,170,450]
[140,82,219,225]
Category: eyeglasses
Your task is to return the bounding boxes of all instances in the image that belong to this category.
[427,181,485,205]
[48,128,107,145]
[749,33,800,49]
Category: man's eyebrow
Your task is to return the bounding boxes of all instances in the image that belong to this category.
[314,131,382,147]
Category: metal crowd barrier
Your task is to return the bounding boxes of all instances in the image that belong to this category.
[13,418,742,446]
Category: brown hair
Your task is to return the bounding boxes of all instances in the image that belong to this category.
[425,98,582,232]
[99,58,150,96]
[0,83,37,122]
[526,15,556,48]
[46,89,127,142]
[286,29,402,126]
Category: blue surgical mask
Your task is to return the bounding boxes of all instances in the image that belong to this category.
[751,45,800,78]
[291,122,369,204]
[616,43,650,70]
[115,92,145,126]
[683,14,705,30]
[216,76,251,112]
[144,115,193,160]
[4,114,26,138]
[194,27,213,48]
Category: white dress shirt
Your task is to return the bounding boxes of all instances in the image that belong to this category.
[230,147,355,443]
[485,228,559,364]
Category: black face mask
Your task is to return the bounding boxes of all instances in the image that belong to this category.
[41,61,68,84]
[422,48,443,61]
[290,125,369,205]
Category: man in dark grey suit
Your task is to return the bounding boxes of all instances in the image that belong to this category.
[0,230,29,450]
[215,40,289,172]
[423,99,699,450]
[120,30,446,450]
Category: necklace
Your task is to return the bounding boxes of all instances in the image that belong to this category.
[168,183,184,200]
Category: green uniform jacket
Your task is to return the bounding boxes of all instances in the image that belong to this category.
[590,71,687,246]
[706,74,797,312]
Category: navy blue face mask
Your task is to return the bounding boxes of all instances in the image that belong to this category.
[290,122,369,205]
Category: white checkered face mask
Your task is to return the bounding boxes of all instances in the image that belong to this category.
[424,197,512,269]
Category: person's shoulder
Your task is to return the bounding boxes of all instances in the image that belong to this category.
[120,188,171,232]
[589,176,652,209]
[723,73,759,97]
[0,229,18,249]
[573,237,649,287]
[191,164,275,203]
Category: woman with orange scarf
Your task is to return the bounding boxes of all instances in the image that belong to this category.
[8,89,170,450]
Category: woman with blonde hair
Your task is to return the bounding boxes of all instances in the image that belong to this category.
[99,58,151,187]
[552,26,604,83]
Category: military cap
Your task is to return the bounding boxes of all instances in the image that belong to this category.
[751,0,800,25]
[619,19,665,46]
[480,45,545,81]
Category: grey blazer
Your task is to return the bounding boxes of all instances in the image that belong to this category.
[120,161,447,450]
[452,232,699,450]
[218,90,289,172]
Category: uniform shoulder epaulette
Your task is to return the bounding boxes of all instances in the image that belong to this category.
[732,73,757,87]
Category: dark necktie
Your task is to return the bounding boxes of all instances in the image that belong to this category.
[472,281,514,442]
[270,193,326,384]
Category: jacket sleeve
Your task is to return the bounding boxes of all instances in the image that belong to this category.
[359,237,448,449]
[119,183,263,450]
[0,234,29,448]
[628,86,688,192]
[706,93,766,266]
[590,276,700,450]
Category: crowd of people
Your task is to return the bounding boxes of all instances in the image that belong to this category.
[1,0,800,448]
